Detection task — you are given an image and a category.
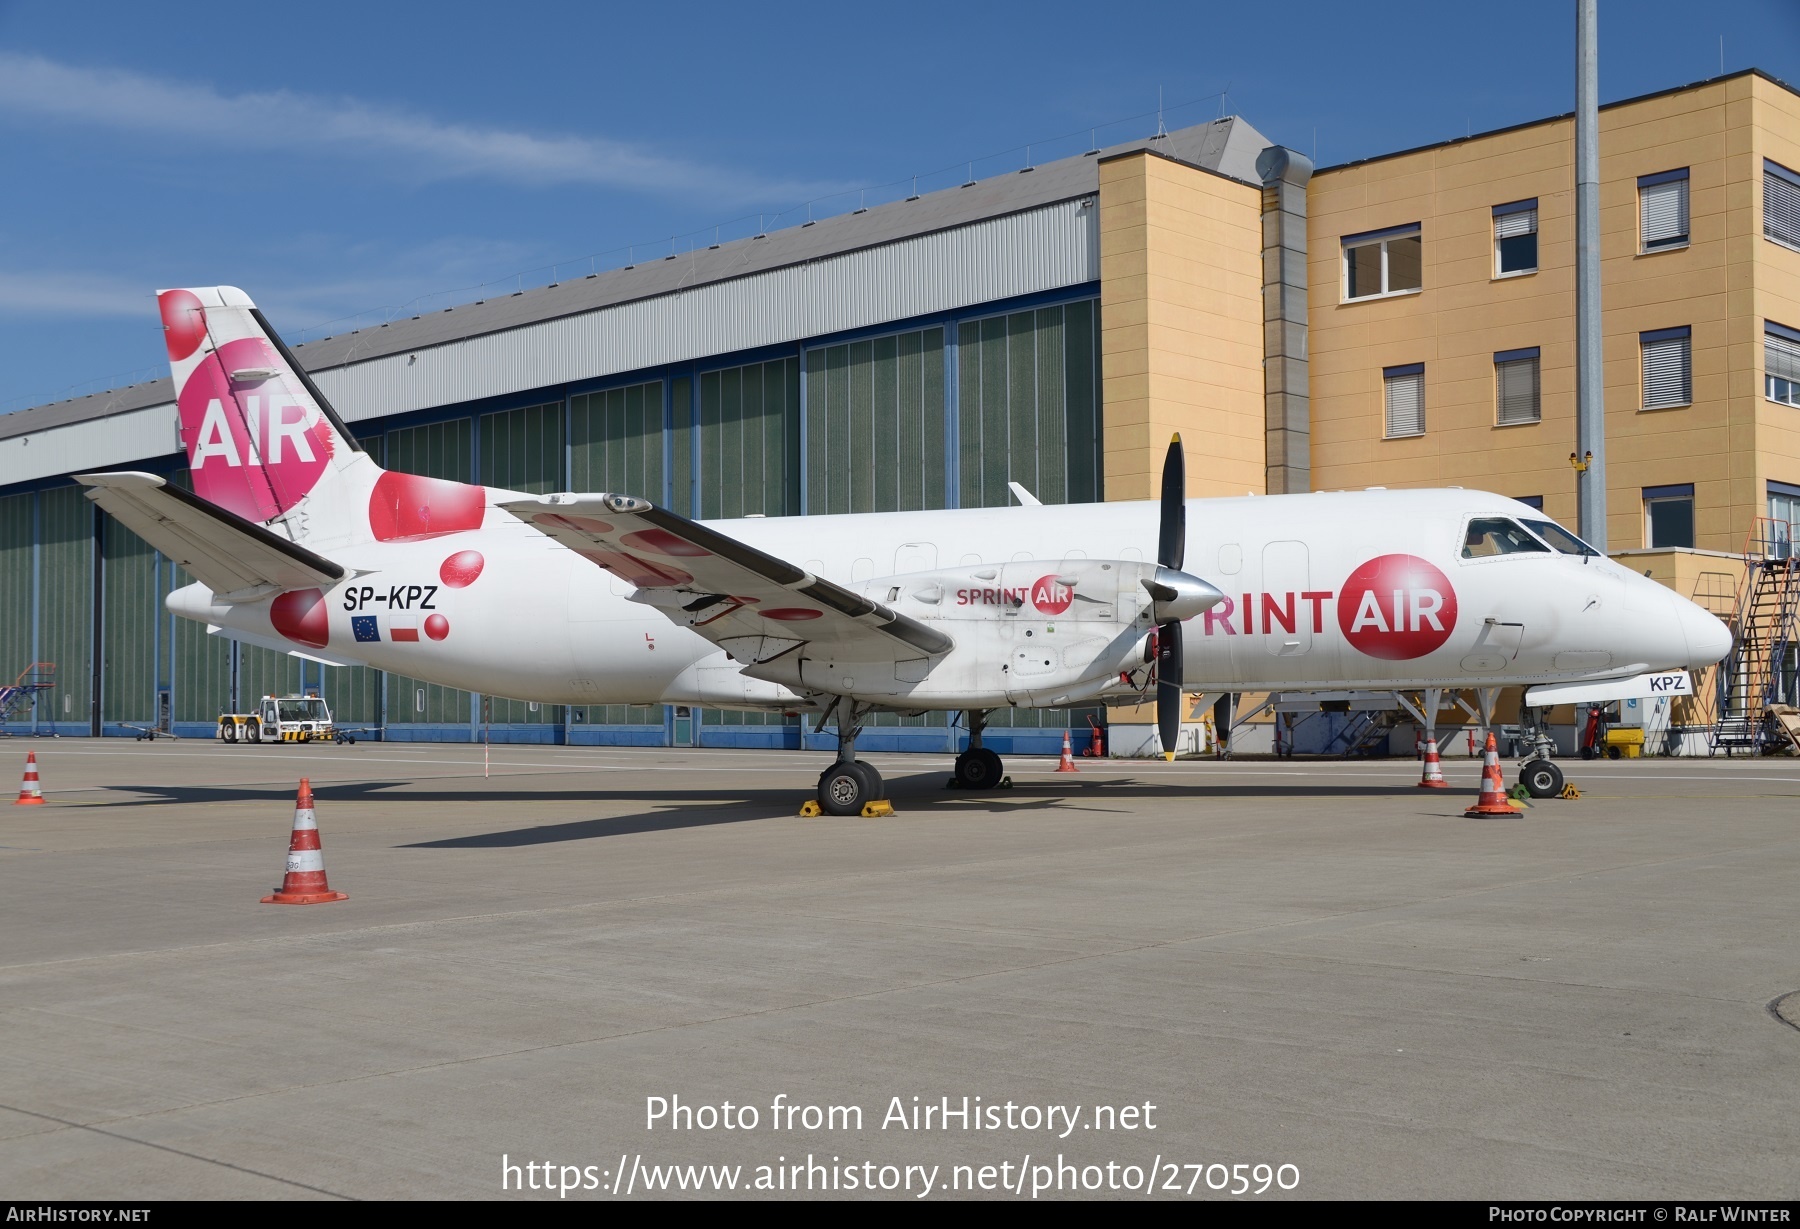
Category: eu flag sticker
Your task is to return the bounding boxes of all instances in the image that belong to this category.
[352,615,381,643]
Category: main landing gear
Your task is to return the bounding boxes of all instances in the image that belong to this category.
[951,710,1005,790]
[814,698,887,817]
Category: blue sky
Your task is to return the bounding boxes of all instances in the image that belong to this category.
[1,0,1796,413]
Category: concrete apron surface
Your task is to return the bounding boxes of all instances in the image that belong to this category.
[0,743,1796,1200]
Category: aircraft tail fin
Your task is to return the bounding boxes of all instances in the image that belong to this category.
[159,286,375,536]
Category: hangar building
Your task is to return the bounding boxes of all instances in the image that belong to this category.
[1,68,1797,750]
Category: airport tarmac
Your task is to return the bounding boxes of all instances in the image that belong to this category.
[0,740,1795,1201]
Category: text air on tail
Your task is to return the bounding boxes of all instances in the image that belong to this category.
[160,286,378,545]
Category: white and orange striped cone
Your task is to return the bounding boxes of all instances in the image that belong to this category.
[262,778,348,904]
[14,751,44,805]
[1417,737,1449,789]
[1055,728,1080,773]
[1463,732,1522,817]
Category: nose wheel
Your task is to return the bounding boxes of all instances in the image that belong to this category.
[1519,759,1564,799]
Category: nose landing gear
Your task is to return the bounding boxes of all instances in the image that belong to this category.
[1519,758,1564,799]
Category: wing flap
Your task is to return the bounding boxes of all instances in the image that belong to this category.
[77,471,344,599]
[501,494,952,660]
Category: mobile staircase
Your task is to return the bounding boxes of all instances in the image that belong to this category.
[0,663,56,735]
[1709,519,1800,755]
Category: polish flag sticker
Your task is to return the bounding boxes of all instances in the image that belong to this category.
[390,614,420,642]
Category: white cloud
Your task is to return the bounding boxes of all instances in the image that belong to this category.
[0,270,152,318]
[0,52,824,202]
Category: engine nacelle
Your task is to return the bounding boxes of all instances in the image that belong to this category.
[740,557,1221,711]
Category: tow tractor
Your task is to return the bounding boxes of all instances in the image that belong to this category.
[218,694,357,744]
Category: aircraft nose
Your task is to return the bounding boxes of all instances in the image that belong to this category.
[1674,594,1733,667]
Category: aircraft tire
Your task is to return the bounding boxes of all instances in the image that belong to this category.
[848,760,883,800]
[1521,759,1563,799]
[817,763,872,817]
[956,747,1004,790]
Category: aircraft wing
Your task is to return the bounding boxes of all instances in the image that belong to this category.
[76,471,345,601]
[500,494,953,669]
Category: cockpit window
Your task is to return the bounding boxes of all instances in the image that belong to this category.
[1519,518,1599,557]
[1462,517,1552,558]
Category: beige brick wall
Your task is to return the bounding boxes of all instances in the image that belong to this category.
[1754,75,1800,519]
[1308,74,1782,553]
[1098,150,1265,500]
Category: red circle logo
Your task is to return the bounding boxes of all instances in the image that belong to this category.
[1337,554,1458,660]
[1030,575,1074,616]
[439,550,484,588]
[424,614,450,641]
[270,588,329,649]
[159,289,207,361]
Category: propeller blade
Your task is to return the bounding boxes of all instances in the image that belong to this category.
[1157,618,1182,761]
[1158,434,1186,570]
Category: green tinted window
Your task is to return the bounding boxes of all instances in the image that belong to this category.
[806,329,944,514]
[957,301,1101,509]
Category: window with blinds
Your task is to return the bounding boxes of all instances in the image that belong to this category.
[1639,169,1690,252]
[1641,327,1692,409]
[1383,364,1425,438]
[1494,347,1541,425]
[1767,322,1800,407]
[1768,161,1800,251]
[1493,199,1538,275]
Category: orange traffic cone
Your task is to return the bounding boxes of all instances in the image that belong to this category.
[262,778,348,904]
[1463,733,1521,817]
[14,751,44,805]
[1417,737,1449,789]
[1055,728,1080,773]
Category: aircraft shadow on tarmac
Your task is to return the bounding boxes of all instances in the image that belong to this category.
[86,773,1431,808]
[83,774,1438,848]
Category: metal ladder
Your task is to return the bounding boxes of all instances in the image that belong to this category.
[1710,519,1800,755]
[0,662,56,734]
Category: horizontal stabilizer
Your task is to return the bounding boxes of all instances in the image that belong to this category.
[206,623,366,668]
[76,471,345,601]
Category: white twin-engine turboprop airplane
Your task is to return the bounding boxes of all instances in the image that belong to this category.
[78,287,1731,814]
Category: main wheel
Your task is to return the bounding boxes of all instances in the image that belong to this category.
[246,720,262,744]
[848,760,883,800]
[1520,759,1563,799]
[956,747,1004,790]
[817,763,874,816]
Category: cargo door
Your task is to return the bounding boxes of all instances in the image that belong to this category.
[1258,540,1333,682]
